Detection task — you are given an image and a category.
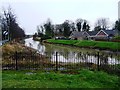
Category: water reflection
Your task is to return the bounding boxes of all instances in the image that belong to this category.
[25,38,120,65]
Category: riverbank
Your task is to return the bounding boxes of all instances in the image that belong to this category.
[2,41,57,70]
[45,39,120,52]
[2,69,120,88]
[2,41,38,55]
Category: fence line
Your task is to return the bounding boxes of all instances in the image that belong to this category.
[2,51,120,74]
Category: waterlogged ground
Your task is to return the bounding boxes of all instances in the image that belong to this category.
[25,38,120,64]
[2,69,120,88]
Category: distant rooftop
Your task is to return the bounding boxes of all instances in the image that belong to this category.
[87,31,98,36]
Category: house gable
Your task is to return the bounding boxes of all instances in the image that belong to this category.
[69,31,83,39]
[82,31,90,36]
[96,30,108,37]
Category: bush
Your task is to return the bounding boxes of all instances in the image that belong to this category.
[41,35,51,40]
[2,44,16,55]
[113,36,120,40]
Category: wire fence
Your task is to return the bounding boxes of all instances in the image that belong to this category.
[2,51,120,74]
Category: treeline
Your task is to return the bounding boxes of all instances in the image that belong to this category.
[34,19,90,40]
[0,6,25,41]
[34,18,120,39]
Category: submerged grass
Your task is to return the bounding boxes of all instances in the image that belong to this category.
[2,69,120,88]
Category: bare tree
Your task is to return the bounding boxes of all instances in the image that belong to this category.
[62,20,71,37]
[70,22,76,31]
[76,18,83,32]
[40,25,44,34]
[1,6,25,41]
[82,20,90,31]
[68,20,76,32]
[95,18,109,30]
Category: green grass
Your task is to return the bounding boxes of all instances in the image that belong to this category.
[47,39,78,45]
[46,39,120,51]
[2,69,120,88]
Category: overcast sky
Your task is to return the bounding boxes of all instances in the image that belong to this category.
[0,0,119,34]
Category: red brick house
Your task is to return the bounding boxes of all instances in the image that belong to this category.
[95,30,119,40]
[69,29,120,40]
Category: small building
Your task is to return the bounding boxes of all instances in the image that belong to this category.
[69,31,84,40]
[70,31,99,40]
[83,31,98,40]
[69,29,120,41]
[95,29,120,40]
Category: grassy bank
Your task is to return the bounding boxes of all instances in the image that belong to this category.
[2,69,120,88]
[46,39,120,51]
[1,41,37,55]
[2,41,52,70]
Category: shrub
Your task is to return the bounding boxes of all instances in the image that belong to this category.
[113,35,120,40]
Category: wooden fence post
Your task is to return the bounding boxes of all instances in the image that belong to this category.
[15,51,18,70]
[97,52,100,71]
[56,52,58,71]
